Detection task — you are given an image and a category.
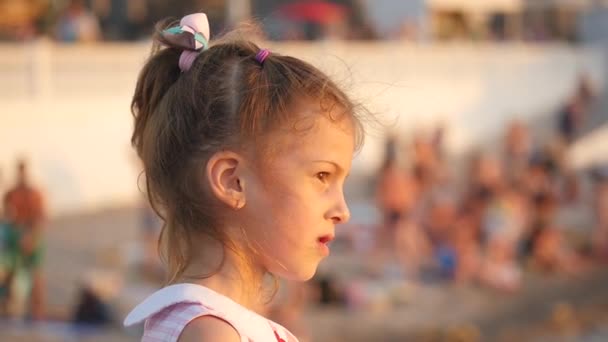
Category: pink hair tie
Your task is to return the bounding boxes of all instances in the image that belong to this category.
[255,49,270,65]
[179,51,199,72]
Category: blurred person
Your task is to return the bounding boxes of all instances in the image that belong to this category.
[465,151,513,218]
[0,166,3,216]
[431,123,447,161]
[479,187,528,292]
[55,0,101,42]
[473,153,503,190]
[422,191,459,281]
[123,12,367,341]
[522,151,559,197]
[529,224,585,274]
[503,120,533,187]
[478,235,521,292]
[562,170,581,204]
[71,270,122,327]
[72,285,112,326]
[374,161,426,280]
[574,74,596,110]
[592,168,608,260]
[463,152,504,232]
[0,197,19,316]
[411,133,445,192]
[3,159,46,320]
[375,157,419,229]
[394,207,432,281]
[462,153,497,234]
[521,191,558,261]
[558,95,586,144]
[375,136,420,245]
[451,209,482,284]
[526,169,585,275]
[0,198,33,318]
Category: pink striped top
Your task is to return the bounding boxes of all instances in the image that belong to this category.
[124,284,298,342]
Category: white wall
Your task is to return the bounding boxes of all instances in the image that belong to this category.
[0,40,604,216]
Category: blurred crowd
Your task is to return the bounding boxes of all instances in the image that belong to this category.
[322,75,604,299]
[2,0,607,43]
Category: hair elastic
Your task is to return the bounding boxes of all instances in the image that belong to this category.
[255,49,271,65]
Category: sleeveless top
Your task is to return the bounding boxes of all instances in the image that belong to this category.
[124,284,299,342]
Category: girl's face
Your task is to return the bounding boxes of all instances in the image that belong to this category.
[239,102,355,281]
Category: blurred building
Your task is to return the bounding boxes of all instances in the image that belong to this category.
[428,0,606,42]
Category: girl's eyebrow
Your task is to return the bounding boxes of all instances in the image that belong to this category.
[312,160,346,174]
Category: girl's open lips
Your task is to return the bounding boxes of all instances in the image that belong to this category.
[317,234,334,256]
[318,234,334,244]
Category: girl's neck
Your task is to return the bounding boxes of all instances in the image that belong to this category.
[175,242,266,312]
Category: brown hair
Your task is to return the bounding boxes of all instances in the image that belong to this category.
[131,19,365,284]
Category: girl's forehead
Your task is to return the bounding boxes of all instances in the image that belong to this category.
[282,109,354,145]
[254,113,355,167]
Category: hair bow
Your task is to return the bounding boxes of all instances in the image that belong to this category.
[162,13,210,72]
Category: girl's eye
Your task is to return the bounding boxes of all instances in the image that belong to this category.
[316,172,330,182]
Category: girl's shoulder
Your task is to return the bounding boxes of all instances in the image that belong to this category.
[124,283,298,342]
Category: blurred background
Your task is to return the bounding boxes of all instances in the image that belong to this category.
[2,0,608,341]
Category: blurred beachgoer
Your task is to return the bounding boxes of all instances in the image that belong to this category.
[411,133,444,192]
[558,96,586,144]
[473,153,503,192]
[374,158,426,278]
[479,236,521,292]
[394,212,431,281]
[503,120,532,187]
[375,156,419,229]
[422,191,459,281]
[463,152,504,235]
[521,190,558,261]
[530,224,584,274]
[0,166,3,217]
[72,286,111,326]
[0,197,19,316]
[556,75,596,145]
[479,188,527,292]
[451,209,481,284]
[431,123,446,161]
[575,74,595,105]
[466,152,504,217]
[72,270,121,326]
[3,159,46,320]
[55,0,101,42]
[592,168,608,260]
[523,151,558,197]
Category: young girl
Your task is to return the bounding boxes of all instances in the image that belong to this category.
[123,13,365,342]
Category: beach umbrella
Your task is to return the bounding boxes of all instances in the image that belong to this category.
[277,0,348,24]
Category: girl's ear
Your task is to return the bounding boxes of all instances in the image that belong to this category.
[206,150,246,209]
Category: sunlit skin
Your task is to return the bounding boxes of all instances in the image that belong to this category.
[178,101,355,311]
[244,109,354,280]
